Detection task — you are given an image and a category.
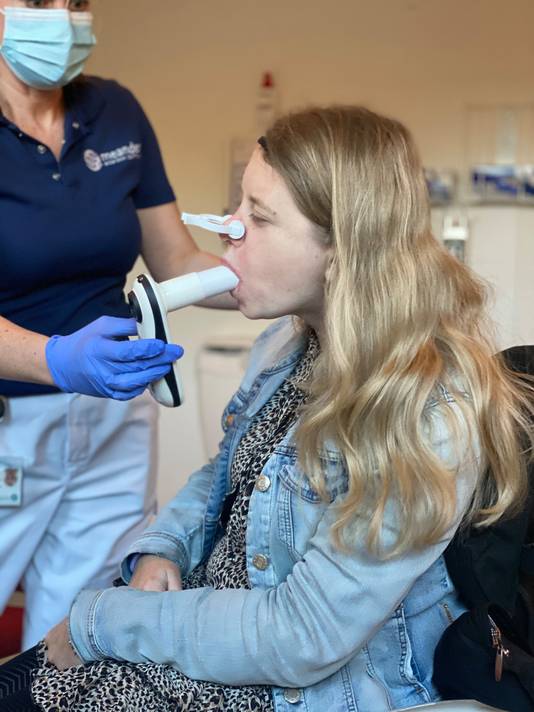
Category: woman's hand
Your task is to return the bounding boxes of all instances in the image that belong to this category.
[129,554,183,592]
[45,618,83,670]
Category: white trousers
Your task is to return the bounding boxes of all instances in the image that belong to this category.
[0,391,158,649]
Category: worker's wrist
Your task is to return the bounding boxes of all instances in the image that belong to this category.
[33,334,56,386]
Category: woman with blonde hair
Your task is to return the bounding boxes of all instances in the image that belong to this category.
[1,105,532,712]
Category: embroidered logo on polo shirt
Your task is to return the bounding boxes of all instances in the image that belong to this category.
[84,149,103,172]
[84,142,142,172]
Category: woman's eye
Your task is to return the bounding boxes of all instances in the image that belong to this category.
[69,0,90,10]
[249,213,268,225]
[23,0,89,8]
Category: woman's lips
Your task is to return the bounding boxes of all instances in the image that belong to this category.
[221,258,241,297]
[221,258,241,281]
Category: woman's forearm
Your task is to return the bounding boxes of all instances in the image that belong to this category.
[0,316,53,385]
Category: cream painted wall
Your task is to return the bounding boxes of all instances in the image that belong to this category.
[88,0,534,195]
[86,0,534,504]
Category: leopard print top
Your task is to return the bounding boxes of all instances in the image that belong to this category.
[31,331,319,712]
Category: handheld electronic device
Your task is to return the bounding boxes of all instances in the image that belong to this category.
[128,266,239,407]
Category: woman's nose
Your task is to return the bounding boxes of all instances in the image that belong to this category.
[218,213,245,245]
[218,218,233,246]
[219,234,233,247]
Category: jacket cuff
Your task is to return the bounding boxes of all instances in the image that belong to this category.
[120,532,189,583]
[69,589,108,662]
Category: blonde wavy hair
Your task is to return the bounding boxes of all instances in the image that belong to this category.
[261,105,534,558]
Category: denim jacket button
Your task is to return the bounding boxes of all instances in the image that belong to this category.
[225,414,234,427]
[283,688,302,703]
[255,474,271,492]
[252,554,269,571]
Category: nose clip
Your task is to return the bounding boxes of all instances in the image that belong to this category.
[181,212,245,240]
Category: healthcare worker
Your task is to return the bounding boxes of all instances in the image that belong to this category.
[0,0,227,648]
[0,313,183,399]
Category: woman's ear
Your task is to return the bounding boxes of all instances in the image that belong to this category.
[322,247,336,292]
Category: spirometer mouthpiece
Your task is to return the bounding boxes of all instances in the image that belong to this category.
[158,266,239,311]
[128,266,239,408]
[181,212,245,240]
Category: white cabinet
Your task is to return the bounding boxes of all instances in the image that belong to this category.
[433,206,534,349]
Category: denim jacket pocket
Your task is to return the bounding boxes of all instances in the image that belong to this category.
[277,462,323,502]
[276,463,330,561]
[361,604,435,709]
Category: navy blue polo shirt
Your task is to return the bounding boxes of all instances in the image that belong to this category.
[0,76,175,396]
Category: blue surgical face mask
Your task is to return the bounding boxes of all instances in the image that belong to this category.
[0,7,96,90]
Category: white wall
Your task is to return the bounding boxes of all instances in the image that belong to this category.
[87,0,534,504]
[432,206,534,349]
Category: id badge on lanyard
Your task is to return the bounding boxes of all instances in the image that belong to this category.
[0,458,23,507]
[0,399,23,507]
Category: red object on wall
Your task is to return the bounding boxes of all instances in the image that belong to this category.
[0,604,23,658]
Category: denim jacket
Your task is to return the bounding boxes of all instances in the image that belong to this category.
[70,317,480,712]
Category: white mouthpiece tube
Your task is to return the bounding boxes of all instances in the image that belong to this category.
[159,266,239,312]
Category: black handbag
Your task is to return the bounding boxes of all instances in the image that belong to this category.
[434,344,534,711]
[433,599,534,711]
